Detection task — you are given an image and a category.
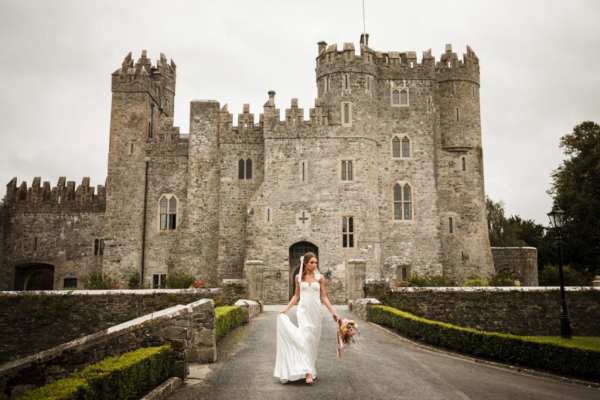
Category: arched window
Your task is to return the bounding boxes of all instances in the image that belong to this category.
[400,89,409,106]
[393,183,413,221]
[392,89,400,106]
[401,136,410,158]
[245,159,252,179]
[392,136,401,158]
[341,102,352,126]
[159,195,177,231]
[393,184,402,220]
[238,159,245,179]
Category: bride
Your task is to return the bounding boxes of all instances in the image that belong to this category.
[273,252,340,384]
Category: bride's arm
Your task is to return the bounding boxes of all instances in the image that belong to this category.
[280,275,300,314]
[319,277,340,321]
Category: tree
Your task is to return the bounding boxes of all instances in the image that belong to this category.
[549,121,600,274]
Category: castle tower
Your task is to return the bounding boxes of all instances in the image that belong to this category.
[103,51,177,284]
[434,44,494,282]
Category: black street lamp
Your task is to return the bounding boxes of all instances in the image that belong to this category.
[547,204,572,339]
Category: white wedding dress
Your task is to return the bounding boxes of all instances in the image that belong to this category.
[273,274,324,383]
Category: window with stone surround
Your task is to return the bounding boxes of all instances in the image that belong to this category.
[342,216,354,248]
[63,277,77,289]
[342,73,350,92]
[426,96,433,113]
[94,238,104,256]
[341,160,353,181]
[159,195,177,231]
[365,75,373,95]
[153,273,167,289]
[461,156,466,171]
[341,102,352,126]
[397,265,410,281]
[392,136,411,158]
[300,160,307,182]
[391,87,409,107]
[266,207,271,223]
[449,217,454,234]
[238,158,253,180]
[393,183,413,221]
[148,103,155,139]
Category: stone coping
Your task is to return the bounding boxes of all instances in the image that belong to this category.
[388,286,600,293]
[0,288,221,296]
[490,246,537,250]
[0,298,213,376]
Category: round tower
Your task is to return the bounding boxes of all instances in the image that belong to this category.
[435,44,494,282]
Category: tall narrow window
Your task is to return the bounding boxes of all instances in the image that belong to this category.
[393,183,413,221]
[168,197,177,229]
[153,273,167,289]
[238,159,245,179]
[266,207,271,222]
[245,159,252,179]
[426,96,433,113]
[461,156,466,171]
[300,160,307,182]
[456,107,460,121]
[149,103,155,138]
[33,237,38,251]
[392,136,401,158]
[403,184,412,220]
[449,217,454,234]
[392,89,400,106]
[393,184,402,220]
[341,102,352,126]
[401,136,410,158]
[341,160,353,181]
[159,195,177,231]
[400,89,409,106]
[343,74,350,91]
[94,238,104,256]
[128,142,134,155]
[342,216,354,248]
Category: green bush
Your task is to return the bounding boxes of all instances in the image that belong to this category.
[166,272,195,289]
[407,274,454,287]
[539,265,591,286]
[215,306,248,340]
[463,277,489,287]
[369,305,600,382]
[489,270,521,286]
[126,272,141,289]
[18,345,176,400]
[84,272,116,290]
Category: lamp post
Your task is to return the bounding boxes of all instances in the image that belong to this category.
[547,204,572,339]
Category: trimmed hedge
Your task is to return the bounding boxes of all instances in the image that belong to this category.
[369,305,600,382]
[18,345,176,400]
[215,306,248,340]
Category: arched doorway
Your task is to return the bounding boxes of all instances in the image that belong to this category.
[288,241,318,299]
[14,263,55,290]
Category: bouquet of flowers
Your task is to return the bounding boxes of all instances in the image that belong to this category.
[335,318,359,359]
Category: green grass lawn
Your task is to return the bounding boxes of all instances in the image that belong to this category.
[521,336,600,352]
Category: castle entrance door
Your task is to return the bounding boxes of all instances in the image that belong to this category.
[14,263,54,290]
[288,241,318,299]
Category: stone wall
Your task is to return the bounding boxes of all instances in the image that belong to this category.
[0,298,216,398]
[364,283,600,335]
[492,247,538,286]
[0,289,226,363]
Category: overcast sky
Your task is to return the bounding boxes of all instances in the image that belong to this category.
[1,0,598,225]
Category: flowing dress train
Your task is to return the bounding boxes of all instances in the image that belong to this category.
[273,276,323,383]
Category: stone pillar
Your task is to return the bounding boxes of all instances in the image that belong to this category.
[346,259,367,301]
[244,260,264,301]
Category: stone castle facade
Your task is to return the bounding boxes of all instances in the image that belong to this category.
[0,35,495,303]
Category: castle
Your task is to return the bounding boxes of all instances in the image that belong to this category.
[0,34,496,303]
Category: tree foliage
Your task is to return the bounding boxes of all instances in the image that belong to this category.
[549,121,600,274]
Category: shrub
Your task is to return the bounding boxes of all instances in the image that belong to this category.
[369,305,600,382]
[539,265,591,286]
[463,277,489,287]
[215,306,248,340]
[18,345,176,400]
[489,270,520,286]
[166,272,195,289]
[407,274,454,287]
[126,271,141,289]
[84,272,116,290]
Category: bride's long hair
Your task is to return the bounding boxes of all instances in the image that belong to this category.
[301,252,318,281]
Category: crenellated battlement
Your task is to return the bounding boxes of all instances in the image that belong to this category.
[111,50,177,107]
[4,177,106,212]
[316,36,479,84]
[217,92,331,144]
